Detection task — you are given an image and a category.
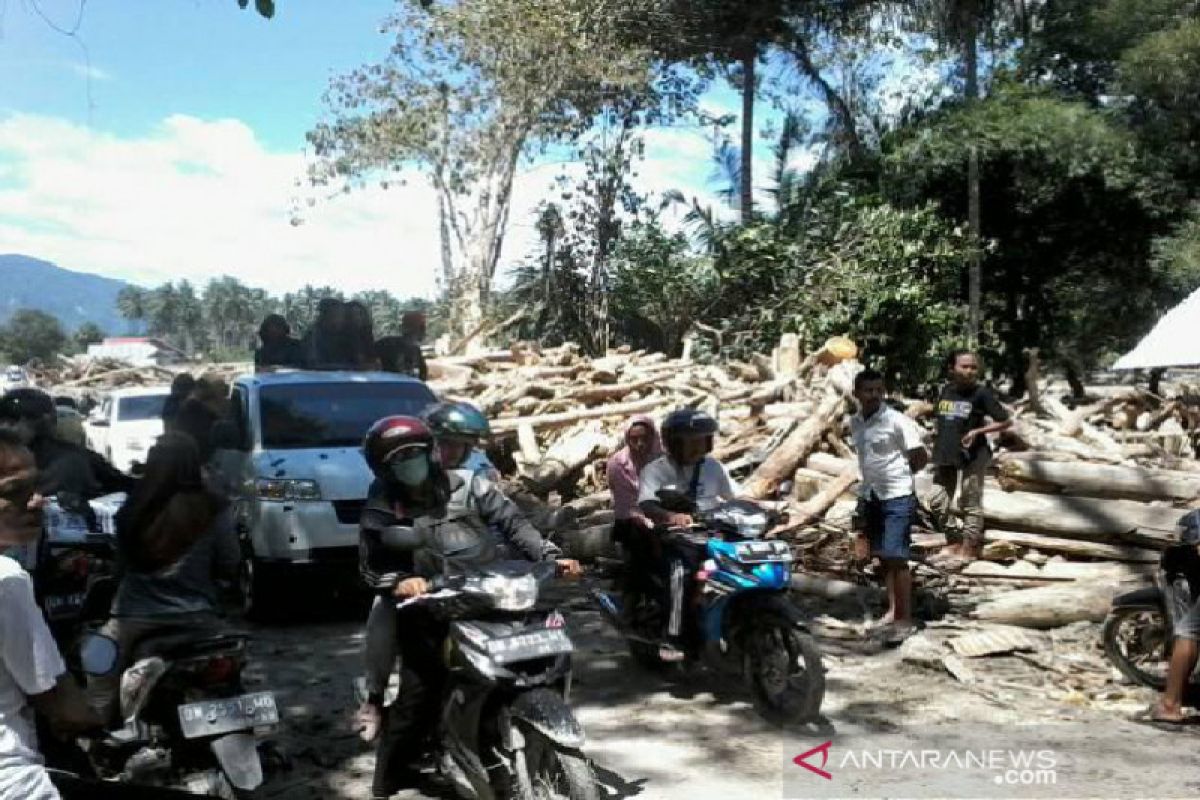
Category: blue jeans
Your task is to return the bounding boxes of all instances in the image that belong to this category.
[859,493,916,561]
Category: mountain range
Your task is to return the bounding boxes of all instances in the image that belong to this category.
[0,254,132,334]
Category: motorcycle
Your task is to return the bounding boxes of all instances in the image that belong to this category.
[591,492,825,724]
[78,625,280,798]
[396,559,599,800]
[1102,543,1200,706]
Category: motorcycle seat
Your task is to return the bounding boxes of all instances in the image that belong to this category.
[132,630,248,661]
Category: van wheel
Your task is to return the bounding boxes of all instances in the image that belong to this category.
[240,557,281,622]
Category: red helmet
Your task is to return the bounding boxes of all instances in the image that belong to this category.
[362,416,434,476]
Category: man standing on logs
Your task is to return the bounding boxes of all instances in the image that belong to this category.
[929,349,1012,565]
[850,370,927,643]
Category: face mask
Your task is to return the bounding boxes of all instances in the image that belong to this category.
[389,453,431,487]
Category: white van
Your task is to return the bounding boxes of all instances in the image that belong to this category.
[84,386,171,473]
[216,371,437,618]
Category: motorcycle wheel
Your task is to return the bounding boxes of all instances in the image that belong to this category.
[745,617,825,724]
[1102,606,1170,689]
[515,728,600,800]
[239,557,281,622]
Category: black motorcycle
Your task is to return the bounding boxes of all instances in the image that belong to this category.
[398,559,599,800]
[79,626,280,798]
[1102,543,1200,705]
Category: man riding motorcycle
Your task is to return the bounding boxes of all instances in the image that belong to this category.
[638,408,740,661]
[356,416,579,798]
[422,401,499,481]
[0,389,132,508]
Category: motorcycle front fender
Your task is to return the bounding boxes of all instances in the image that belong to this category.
[1110,586,1163,609]
[210,731,263,792]
[509,688,585,750]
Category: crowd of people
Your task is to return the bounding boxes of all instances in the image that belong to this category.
[254,299,428,380]
[3,341,1200,798]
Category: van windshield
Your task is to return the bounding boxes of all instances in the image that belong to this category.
[259,382,437,450]
[117,394,168,421]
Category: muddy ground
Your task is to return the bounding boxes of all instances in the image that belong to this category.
[237,581,1200,800]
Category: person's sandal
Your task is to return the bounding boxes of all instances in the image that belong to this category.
[357,701,383,743]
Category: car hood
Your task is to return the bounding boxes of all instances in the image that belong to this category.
[111,420,164,441]
[251,448,373,501]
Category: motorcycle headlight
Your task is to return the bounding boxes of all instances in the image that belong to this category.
[479,574,538,611]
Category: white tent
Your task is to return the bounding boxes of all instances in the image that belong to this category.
[1113,286,1200,370]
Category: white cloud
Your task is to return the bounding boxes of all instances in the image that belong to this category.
[0,113,725,300]
[68,62,112,81]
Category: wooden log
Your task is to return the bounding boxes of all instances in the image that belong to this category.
[979,490,1182,548]
[1043,395,1124,456]
[790,464,859,527]
[970,581,1130,629]
[983,529,1160,563]
[741,362,859,499]
[517,424,541,465]
[996,457,1200,502]
[1024,348,1043,415]
[523,423,612,493]
[557,378,658,406]
[491,396,667,435]
[805,452,857,478]
[791,573,883,601]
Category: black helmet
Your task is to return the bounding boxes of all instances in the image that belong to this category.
[661,407,718,462]
[0,388,55,422]
[1179,510,1200,547]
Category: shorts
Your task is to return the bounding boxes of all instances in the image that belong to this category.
[1166,577,1200,641]
[859,493,915,562]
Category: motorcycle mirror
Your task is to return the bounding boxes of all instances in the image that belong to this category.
[79,633,119,676]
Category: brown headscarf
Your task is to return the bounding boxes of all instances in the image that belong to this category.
[115,432,224,572]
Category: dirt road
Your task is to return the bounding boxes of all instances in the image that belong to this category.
[241,585,1200,800]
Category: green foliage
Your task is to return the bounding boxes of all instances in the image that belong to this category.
[882,86,1185,377]
[73,322,106,350]
[0,310,68,364]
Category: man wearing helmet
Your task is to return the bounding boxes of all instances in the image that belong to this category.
[421,401,499,481]
[356,416,579,797]
[638,408,739,660]
[1151,510,1200,725]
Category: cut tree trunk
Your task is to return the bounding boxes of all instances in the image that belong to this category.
[997,457,1200,502]
[523,423,612,493]
[788,464,859,529]
[980,489,1182,548]
[742,362,859,499]
[491,396,666,434]
[558,378,657,406]
[971,581,1130,629]
[983,529,1160,563]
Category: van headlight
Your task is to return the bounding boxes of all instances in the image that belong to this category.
[478,574,538,611]
[255,478,322,501]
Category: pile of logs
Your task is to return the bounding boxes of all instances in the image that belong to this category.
[430,342,1200,634]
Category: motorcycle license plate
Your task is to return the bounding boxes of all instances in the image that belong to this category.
[485,628,572,664]
[44,592,86,620]
[177,691,278,739]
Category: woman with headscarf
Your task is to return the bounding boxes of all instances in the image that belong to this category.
[87,432,239,724]
[605,415,662,606]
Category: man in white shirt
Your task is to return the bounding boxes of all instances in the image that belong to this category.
[849,370,928,643]
[0,430,99,800]
[638,408,739,660]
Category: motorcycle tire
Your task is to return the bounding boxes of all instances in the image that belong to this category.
[513,728,600,800]
[210,768,261,800]
[745,616,825,725]
[1102,606,1170,690]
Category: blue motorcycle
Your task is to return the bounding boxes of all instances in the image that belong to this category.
[591,495,825,724]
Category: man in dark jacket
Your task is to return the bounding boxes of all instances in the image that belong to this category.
[173,375,229,464]
[375,310,427,380]
[0,389,132,505]
[254,314,304,371]
[356,415,577,798]
[161,373,195,433]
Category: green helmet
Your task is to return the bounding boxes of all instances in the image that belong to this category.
[423,401,491,442]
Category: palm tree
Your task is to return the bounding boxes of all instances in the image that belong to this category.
[115,286,148,334]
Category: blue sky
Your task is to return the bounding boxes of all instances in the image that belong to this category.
[0,0,895,301]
